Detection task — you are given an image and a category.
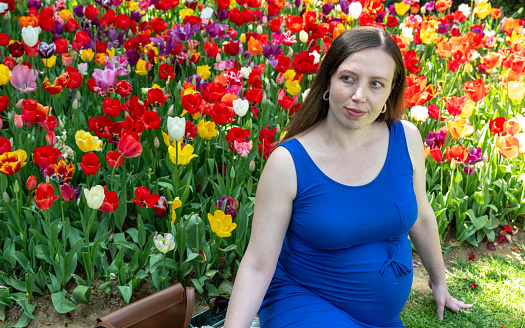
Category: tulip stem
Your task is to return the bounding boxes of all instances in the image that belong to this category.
[110,154,123,191]
[85,210,96,285]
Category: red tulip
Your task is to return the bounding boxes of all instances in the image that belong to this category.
[33,145,61,169]
[100,190,119,212]
[106,150,124,169]
[80,153,101,175]
[153,196,168,217]
[132,186,160,209]
[117,134,142,158]
[60,184,76,202]
[43,115,58,131]
[489,117,506,135]
[463,78,488,103]
[26,175,37,191]
[0,137,11,155]
[34,183,59,210]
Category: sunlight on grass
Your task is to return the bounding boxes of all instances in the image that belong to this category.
[401,254,525,328]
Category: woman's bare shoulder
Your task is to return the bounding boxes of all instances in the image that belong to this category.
[259,144,297,200]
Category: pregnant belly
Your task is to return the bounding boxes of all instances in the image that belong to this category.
[278,237,413,326]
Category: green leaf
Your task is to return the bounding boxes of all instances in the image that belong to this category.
[71,285,91,305]
[117,285,132,303]
[191,278,204,294]
[51,290,77,313]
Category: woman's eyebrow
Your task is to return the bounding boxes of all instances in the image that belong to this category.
[336,69,389,81]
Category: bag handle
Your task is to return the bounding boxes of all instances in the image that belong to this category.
[95,322,116,328]
[184,287,195,328]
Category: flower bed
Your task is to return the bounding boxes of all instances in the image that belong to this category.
[0,0,524,325]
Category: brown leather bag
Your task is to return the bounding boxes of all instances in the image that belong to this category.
[95,283,194,328]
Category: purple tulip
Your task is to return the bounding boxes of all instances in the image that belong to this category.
[206,22,229,39]
[38,42,56,59]
[340,0,349,15]
[464,166,475,175]
[425,130,446,150]
[465,147,483,165]
[73,4,84,17]
[437,23,449,34]
[471,26,485,36]
[322,3,335,15]
[27,0,42,10]
[217,195,238,217]
[126,49,141,66]
[171,22,200,43]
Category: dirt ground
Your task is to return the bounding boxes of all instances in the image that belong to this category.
[4,220,524,328]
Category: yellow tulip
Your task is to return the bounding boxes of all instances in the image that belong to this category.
[395,2,410,16]
[170,197,182,224]
[197,120,218,140]
[75,130,103,152]
[208,210,237,237]
[180,8,194,21]
[0,64,10,86]
[420,29,438,45]
[42,55,57,68]
[106,47,115,60]
[136,59,149,76]
[474,2,491,19]
[59,9,73,21]
[168,144,198,165]
[240,33,246,44]
[285,79,301,96]
[284,69,296,81]
[447,118,474,139]
[508,81,525,102]
[81,48,94,62]
[459,100,475,119]
[196,65,211,80]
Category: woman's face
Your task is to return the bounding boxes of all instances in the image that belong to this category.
[327,47,396,132]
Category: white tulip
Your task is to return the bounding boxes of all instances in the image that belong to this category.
[0,3,8,15]
[240,67,252,79]
[299,30,308,43]
[154,233,175,254]
[311,50,320,64]
[409,106,429,123]
[21,26,41,48]
[200,7,214,19]
[84,185,105,210]
[167,116,185,143]
[232,99,249,117]
[348,1,363,20]
[458,4,471,17]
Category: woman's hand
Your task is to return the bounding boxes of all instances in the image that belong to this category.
[429,278,473,320]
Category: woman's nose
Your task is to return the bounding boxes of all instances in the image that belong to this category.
[351,84,366,103]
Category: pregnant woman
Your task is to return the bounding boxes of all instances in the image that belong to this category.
[224,26,472,327]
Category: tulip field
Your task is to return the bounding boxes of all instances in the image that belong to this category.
[0,0,524,324]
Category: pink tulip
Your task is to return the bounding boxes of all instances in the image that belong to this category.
[234,140,253,157]
[10,64,38,94]
[14,113,24,128]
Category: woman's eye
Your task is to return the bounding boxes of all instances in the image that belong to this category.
[370,81,385,88]
[341,75,354,82]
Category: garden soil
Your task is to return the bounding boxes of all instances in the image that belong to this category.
[4,219,524,328]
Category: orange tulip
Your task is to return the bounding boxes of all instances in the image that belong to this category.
[463,78,488,103]
[42,73,69,95]
[430,148,444,162]
[447,118,474,139]
[247,37,263,57]
[435,0,452,12]
[446,146,468,165]
[504,120,520,136]
[497,135,521,159]
[480,51,504,71]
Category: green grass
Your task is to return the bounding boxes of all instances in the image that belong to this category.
[401,253,525,328]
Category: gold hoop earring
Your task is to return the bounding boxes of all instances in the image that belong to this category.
[323,91,329,101]
[381,103,387,113]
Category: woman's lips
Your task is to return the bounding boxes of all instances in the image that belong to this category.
[346,107,366,117]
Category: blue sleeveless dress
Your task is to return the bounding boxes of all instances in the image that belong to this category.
[258,121,418,327]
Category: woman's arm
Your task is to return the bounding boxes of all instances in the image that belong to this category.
[402,121,473,320]
[224,146,297,328]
